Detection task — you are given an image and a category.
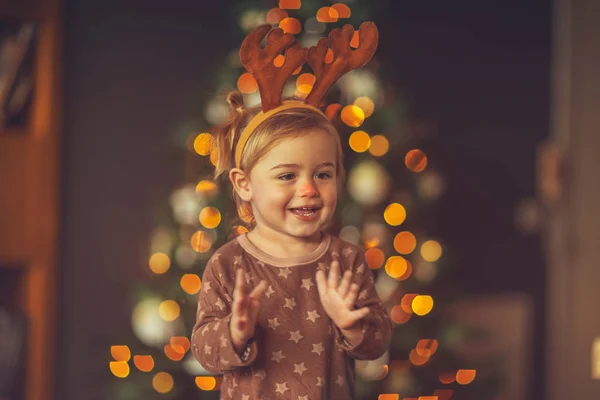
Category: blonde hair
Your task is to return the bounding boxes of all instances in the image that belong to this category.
[212,91,345,227]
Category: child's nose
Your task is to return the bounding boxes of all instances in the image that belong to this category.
[299,180,319,197]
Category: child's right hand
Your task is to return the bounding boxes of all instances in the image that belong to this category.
[230,268,268,354]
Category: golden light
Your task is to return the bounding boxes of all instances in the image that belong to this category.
[296,73,316,94]
[363,237,380,249]
[398,259,413,281]
[293,65,302,75]
[350,31,359,48]
[210,148,218,166]
[109,361,130,378]
[385,256,407,279]
[353,96,375,118]
[433,389,454,400]
[409,349,429,366]
[416,339,439,357]
[158,300,180,322]
[274,54,285,67]
[180,274,201,295]
[325,103,341,119]
[456,369,476,385]
[170,336,191,353]
[325,48,334,64]
[152,372,174,394]
[237,72,258,94]
[384,203,406,226]
[164,344,185,361]
[133,355,154,372]
[365,247,385,269]
[332,3,351,18]
[199,206,221,229]
[439,371,456,384]
[341,105,365,127]
[393,231,416,254]
[349,130,371,153]
[232,225,249,236]
[193,133,213,156]
[405,149,428,172]
[378,395,398,400]
[401,294,417,313]
[316,7,339,23]
[266,8,288,24]
[238,204,254,223]
[279,17,302,34]
[417,397,438,400]
[149,252,170,275]
[421,240,442,262]
[191,231,212,253]
[111,345,131,362]
[195,376,217,390]
[369,135,389,157]
[390,304,411,324]
[412,295,434,316]
[279,0,301,9]
[196,180,218,197]
[376,364,390,380]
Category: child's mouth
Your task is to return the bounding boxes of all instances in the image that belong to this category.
[289,207,322,220]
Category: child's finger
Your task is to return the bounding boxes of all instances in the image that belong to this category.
[348,307,370,321]
[328,261,340,290]
[233,268,247,301]
[338,270,353,298]
[249,280,268,299]
[344,283,360,308]
[315,269,327,298]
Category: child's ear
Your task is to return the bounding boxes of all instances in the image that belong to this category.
[229,168,252,202]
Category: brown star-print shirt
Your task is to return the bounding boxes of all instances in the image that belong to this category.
[191,232,393,399]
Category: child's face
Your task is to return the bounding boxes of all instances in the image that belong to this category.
[247,129,338,242]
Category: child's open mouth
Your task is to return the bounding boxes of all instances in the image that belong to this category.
[289,206,322,220]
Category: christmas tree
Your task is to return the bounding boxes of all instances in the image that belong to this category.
[109,1,500,399]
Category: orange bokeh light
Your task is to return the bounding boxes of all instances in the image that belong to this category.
[180,274,201,295]
[331,3,351,18]
[365,247,385,269]
[405,149,428,172]
[456,369,476,385]
[237,72,258,94]
[390,304,411,324]
[325,103,341,119]
[279,17,302,34]
[279,0,301,10]
[393,231,417,254]
[296,73,316,94]
[409,348,429,366]
[266,8,288,24]
[134,355,154,372]
[416,339,439,358]
[316,7,339,23]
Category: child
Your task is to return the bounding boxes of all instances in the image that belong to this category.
[191,22,392,399]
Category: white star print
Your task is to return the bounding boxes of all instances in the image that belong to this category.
[356,263,365,274]
[232,378,238,387]
[336,375,345,387]
[227,387,234,398]
[204,344,212,355]
[306,310,321,323]
[234,255,242,265]
[268,317,281,330]
[242,395,250,400]
[284,297,297,310]
[220,334,228,348]
[271,350,286,363]
[254,369,266,379]
[203,281,212,291]
[332,251,340,260]
[316,377,323,387]
[201,325,210,335]
[298,396,309,400]
[293,362,308,376]
[265,285,275,298]
[278,268,292,278]
[289,330,304,343]
[275,382,289,395]
[301,278,314,290]
[312,342,324,355]
[215,297,226,310]
[342,247,354,257]
[213,321,221,331]
[358,289,368,300]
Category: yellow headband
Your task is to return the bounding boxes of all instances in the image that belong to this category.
[234,100,329,168]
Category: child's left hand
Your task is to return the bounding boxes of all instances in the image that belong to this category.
[315,260,370,330]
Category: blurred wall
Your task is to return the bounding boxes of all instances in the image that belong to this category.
[58,1,228,399]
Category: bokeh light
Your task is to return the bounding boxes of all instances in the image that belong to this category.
[401,294,417,313]
[439,371,456,384]
[409,348,429,366]
[365,247,385,269]
[384,256,407,279]
[405,149,428,172]
[456,369,477,384]
[369,135,389,157]
[341,105,365,128]
[232,225,249,236]
[158,300,180,321]
[412,295,434,316]
[274,54,285,67]
[296,73,316,94]
[195,376,217,390]
[237,72,258,94]
[279,0,301,9]
[434,389,454,400]
[353,97,374,118]
[416,339,439,357]
[111,345,131,362]
[152,372,174,394]
[170,336,191,354]
[384,203,406,226]
[110,361,130,378]
[193,133,213,156]
[316,7,339,23]
[421,240,442,262]
[149,252,170,274]
[332,3,351,18]
[390,304,411,324]
[134,355,154,372]
[164,344,185,361]
[266,8,288,24]
[180,274,201,294]
[191,231,212,253]
[199,206,221,229]
[196,180,218,197]
[350,31,359,48]
[393,231,416,254]
[325,48,334,64]
[279,17,302,34]
[325,103,341,119]
[349,130,371,153]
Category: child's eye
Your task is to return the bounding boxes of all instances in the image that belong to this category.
[316,172,333,179]
[278,173,295,181]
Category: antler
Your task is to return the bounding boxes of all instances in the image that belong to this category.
[240,24,308,112]
[306,22,379,107]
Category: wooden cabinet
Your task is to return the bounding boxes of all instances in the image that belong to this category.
[0,1,61,399]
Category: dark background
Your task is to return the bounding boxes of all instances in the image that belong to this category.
[58,0,551,398]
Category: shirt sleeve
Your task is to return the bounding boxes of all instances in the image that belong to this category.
[190,254,258,373]
[334,249,393,360]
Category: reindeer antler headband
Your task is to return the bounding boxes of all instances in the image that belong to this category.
[234,21,379,168]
